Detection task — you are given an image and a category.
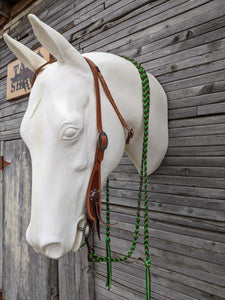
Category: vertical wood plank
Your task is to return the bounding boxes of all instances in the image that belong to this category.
[0,141,3,289]
[2,140,58,300]
[58,235,95,300]
[50,260,59,300]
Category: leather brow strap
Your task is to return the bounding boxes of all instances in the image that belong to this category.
[32,56,56,86]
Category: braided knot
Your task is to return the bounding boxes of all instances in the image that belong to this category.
[105,237,110,243]
[145,259,151,268]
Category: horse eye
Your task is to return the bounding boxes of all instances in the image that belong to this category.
[62,127,77,139]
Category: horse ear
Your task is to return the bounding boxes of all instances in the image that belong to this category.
[3,33,46,72]
[28,14,89,71]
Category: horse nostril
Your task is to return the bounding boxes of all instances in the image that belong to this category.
[42,242,64,259]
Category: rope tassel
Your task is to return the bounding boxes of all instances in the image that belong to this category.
[105,178,112,289]
[105,238,112,289]
[145,259,151,300]
[145,266,151,300]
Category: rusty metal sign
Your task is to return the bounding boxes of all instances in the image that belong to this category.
[6,47,50,101]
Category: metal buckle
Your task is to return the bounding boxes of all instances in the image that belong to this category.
[89,189,100,202]
[128,126,134,138]
[98,131,108,151]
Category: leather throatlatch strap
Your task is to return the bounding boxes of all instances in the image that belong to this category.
[84,57,134,240]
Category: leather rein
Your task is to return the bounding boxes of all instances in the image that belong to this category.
[32,56,134,240]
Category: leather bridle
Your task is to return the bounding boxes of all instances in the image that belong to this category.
[32,56,134,240]
[84,57,134,239]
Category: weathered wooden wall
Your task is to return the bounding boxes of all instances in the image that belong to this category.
[3,140,58,300]
[0,0,225,299]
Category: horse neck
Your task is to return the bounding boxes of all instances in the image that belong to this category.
[83,52,168,178]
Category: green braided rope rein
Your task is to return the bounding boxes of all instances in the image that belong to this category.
[85,56,151,299]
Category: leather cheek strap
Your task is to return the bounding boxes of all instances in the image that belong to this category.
[84,57,133,240]
[86,146,103,240]
[84,57,106,239]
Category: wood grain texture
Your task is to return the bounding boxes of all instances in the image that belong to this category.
[58,237,95,300]
[0,142,3,289]
[0,0,225,299]
[2,140,57,300]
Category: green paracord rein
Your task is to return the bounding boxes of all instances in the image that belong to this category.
[84,56,151,300]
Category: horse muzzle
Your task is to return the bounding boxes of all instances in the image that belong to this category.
[26,215,87,259]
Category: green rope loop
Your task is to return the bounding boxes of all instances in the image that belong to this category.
[85,55,151,299]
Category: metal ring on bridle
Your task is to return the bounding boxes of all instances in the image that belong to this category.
[128,126,134,138]
[78,223,90,237]
[78,225,85,231]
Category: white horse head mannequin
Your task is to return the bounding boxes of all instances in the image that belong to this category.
[4,15,168,260]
